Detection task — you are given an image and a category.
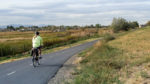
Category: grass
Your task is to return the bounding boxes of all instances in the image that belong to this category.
[109,27,150,66]
[0,28,103,57]
[71,27,150,84]
[140,71,150,78]
[73,42,124,84]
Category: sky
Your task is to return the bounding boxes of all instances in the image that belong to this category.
[0,0,150,26]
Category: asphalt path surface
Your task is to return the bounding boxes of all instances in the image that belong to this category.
[0,39,99,84]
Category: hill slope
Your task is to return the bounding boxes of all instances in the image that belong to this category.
[72,27,150,84]
[109,27,150,84]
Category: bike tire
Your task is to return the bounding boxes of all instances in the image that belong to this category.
[32,54,38,67]
[32,48,41,67]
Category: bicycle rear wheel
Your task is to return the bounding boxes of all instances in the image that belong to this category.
[32,54,39,67]
[37,57,40,65]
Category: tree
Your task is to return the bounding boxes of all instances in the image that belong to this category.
[111,17,129,32]
[66,26,71,30]
[90,24,94,28]
[146,21,150,26]
[128,21,139,28]
[95,24,101,28]
[60,25,65,29]
[7,25,15,31]
[31,26,38,29]
[19,26,24,29]
[73,25,78,29]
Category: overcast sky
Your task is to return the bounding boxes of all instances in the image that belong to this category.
[0,0,150,26]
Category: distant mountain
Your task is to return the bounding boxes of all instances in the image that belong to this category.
[0,24,49,29]
[0,25,6,29]
[0,24,32,28]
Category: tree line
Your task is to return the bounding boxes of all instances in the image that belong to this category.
[1,17,150,32]
[1,24,103,32]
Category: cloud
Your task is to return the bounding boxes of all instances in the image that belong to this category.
[0,0,150,25]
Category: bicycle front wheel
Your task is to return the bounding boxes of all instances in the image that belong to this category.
[32,55,39,67]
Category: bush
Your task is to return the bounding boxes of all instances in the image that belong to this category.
[104,34,115,42]
[111,17,129,32]
[111,18,139,32]
[145,21,150,26]
[128,21,139,29]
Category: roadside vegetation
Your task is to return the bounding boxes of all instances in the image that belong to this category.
[67,18,150,84]
[71,26,150,84]
[111,17,139,32]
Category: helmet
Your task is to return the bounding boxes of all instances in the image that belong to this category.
[35,31,39,35]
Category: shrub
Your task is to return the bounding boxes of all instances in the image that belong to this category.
[111,18,140,32]
[145,21,150,26]
[111,17,129,32]
[104,34,115,42]
[128,21,139,29]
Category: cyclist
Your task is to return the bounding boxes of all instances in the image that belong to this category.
[31,31,43,59]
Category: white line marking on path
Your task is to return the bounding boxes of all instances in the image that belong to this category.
[7,71,16,76]
[30,64,32,66]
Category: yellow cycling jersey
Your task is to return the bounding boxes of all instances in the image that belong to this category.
[32,36,43,48]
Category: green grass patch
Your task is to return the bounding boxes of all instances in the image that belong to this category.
[72,43,125,84]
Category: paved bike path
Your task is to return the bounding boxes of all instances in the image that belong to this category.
[0,39,99,84]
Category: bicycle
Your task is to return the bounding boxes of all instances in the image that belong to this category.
[32,48,41,67]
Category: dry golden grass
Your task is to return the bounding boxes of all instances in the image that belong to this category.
[0,37,32,42]
[0,29,98,42]
[98,28,113,35]
[108,27,150,65]
[0,28,109,42]
[70,28,98,37]
[94,40,103,49]
[107,27,150,83]
[0,31,52,42]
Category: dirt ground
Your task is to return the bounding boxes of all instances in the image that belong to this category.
[120,62,150,84]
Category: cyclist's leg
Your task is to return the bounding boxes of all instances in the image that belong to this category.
[35,48,39,57]
[39,48,41,56]
[35,48,40,65]
[38,46,42,59]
